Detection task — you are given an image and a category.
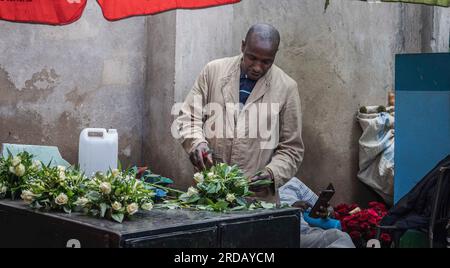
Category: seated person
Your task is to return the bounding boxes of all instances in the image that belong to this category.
[279,177,355,248]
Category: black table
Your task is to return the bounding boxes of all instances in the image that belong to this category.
[0,200,300,248]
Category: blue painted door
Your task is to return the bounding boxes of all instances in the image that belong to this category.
[395,53,450,203]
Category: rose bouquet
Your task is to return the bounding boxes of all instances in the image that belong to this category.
[158,163,275,212]
[80,169,156,223]
[21,165,88,214]
[0,151,40,199]
[334,201,392,248]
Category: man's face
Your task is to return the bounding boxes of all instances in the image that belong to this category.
[241,37,277,81]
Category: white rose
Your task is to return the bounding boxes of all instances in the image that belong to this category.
[126,203,139,215]
[58,171,66,181]
[111,169,120,178]
[31,160,42,170]
[9,166,15,174]
[141,202,153,211]
[112,201,122,211]
[55,193,69,205]
[99,182,112,195]
[12,156,21,167]
[187,186,199,197]
[21,190,35,204]
[15,164,26,177]
[57,165,66,172]
[207,172,215,179]
[74,197,89,207]
[226,193,236,203]
[193,172,204,184]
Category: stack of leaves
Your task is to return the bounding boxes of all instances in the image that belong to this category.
[158,163,276,212]
[0,151,39,199]
[21,165,89,214]
[80,169,156,223]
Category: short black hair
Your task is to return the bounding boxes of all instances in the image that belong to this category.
[245,23,280,48]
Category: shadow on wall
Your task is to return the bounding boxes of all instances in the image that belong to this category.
[298,110,382,205]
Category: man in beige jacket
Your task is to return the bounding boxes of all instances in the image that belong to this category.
[177,24,304,203]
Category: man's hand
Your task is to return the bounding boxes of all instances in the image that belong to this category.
[249,169,273,192]
[292,200,332,218]
[189,143,213,171]
[292,201,313,213]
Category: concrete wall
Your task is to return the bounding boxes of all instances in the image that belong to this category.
[143,0,450,204]
[0,1,147,167]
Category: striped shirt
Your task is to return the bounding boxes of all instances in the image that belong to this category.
[239,72,257,105]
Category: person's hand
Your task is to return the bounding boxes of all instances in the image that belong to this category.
[189,143,213,171]
[249,169,273,192]
[292,201,313,213]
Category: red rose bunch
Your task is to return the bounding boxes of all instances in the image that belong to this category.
[334,201,392,247]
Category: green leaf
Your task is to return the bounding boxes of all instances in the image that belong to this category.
[249,179,273,187]
[230,205,246,211]
[187,195,200,204]
[90,209,99,217]
[160,177,174,185]
[206,184,216,194]
[87,191,101,202]
[236,197,247,207]
[100,203,109,218]
[63,206,72,214]
[260,201,276,209]
[111,213,124,223]
[213,200,229,212]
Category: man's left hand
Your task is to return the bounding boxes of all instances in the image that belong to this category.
[249,169,273,192]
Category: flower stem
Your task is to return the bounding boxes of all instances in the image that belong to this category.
[148,183,185,195]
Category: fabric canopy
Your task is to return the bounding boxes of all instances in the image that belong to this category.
[97,0,241,21]
[381,0,450,7]
[0,0,87,25]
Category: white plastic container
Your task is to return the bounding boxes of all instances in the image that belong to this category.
[78,128,118,177]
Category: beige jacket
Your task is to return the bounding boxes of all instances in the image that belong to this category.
[177,55,304,203]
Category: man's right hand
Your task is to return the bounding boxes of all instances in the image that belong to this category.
[189,143,213,171]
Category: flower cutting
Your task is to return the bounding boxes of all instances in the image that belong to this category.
[80,168,156,223]
[0,151,36,199]
[20,164,89,213]
[158,163,276,212]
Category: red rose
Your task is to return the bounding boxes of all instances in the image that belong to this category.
[360,222,370,230]
[359,213,369,222]
[349,231,362,240]
[367,209,379,217]
[335,203,349,212]
[365,229,377,240]
[380,233,392,243]
[342,215,354,223]
[349,203,359,210]
[336,208,348,215]
[347,220,360,231]
[368,217,379,225]
[341,221,347,232]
